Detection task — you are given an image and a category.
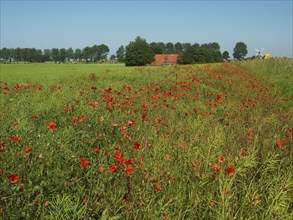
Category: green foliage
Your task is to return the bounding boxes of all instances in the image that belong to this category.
[149,42,165,54]
[45,195,87,219]
[124,36,154,66]
[178,42,223,64]
[0,44,110,63]
[233,42,248,60]
[222,51,230,59]
[116,45,125,63]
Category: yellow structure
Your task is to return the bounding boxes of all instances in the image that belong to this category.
[265,52,270,59]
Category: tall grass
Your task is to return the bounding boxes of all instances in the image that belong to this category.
[0,60,292,219]
[239,58,293,98]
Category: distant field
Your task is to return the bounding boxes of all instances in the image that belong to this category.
[239,58,293,98]
[0,60,292,219]
[0,63,129,85]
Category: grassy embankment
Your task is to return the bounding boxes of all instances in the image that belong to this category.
[0,59,292,219]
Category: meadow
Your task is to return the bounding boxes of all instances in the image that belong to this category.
[0,59,292,219]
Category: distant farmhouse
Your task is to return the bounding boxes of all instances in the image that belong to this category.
[151,54,178,66]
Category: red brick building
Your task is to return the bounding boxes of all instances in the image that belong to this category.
[151,54,178,66]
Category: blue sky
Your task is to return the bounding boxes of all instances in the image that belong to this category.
[1,0,292,58]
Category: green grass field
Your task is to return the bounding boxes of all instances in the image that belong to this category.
[0,59,292,219]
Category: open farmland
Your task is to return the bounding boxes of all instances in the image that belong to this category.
[0,59,292,219]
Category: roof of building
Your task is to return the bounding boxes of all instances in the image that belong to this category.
[151,54,178,66]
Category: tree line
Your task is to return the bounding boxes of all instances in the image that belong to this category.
[0,37,248,65]
[0,44,110,63]
[116,40,224,64]
[119,37,248,66]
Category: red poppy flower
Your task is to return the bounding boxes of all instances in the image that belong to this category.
[134,142,140,151]
[210,201,216,207]
[31,115,38,119]
[11,122,20,126]
[114,152,124,163]
[247,129,253,136]
[142,114,147,121]
[25,147,31,153]
[110,163,117,172]
[137,156,143,163]
[191,162,198,168]
[80,158,88,169]
[6,174,18,183]
[155,185,161,191]
[154,118,162,123]
[12,136,21,142]
[125,165,133,174]
[125,159,133,165]
[164,154,170,160]
[152,178,159,183]
[44,201,49,207]
[0,142,7,147]
[275,140,282,149]
[213,163,222,173]
[79,115,86,121]
[228,163,234,168]
[128,120,133,127]
[48,122,56,131]
[218,156,225,163]
[94,148,99,153]
[124,135,131,141]
[226,167,234,175]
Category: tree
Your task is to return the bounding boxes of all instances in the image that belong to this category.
[74,48,82,61]
[165,42,175,54]
[178,44,200,64]
[82,46,92,62]
[66,47,74,61]
[182,43,191,51]
[59,48,67,62]
[116,45,125,62]
[193,46,211,63]
[208,42,220,51]
[110,54,116,62]
[51,48,60,63]
[174,42,183,54]
[178,49,193,64]
[14,47,22,63]
[36,49,43,62]
[96,44,109,61]
[124,36,154,66]
[233,42,248,60]
[23,48,31,62]
[222,51,230,60]
[178,42,223,64]
[149,42,165,54]
[157,42,166,53]
[0,48,11,61]
[43,49,51,62]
